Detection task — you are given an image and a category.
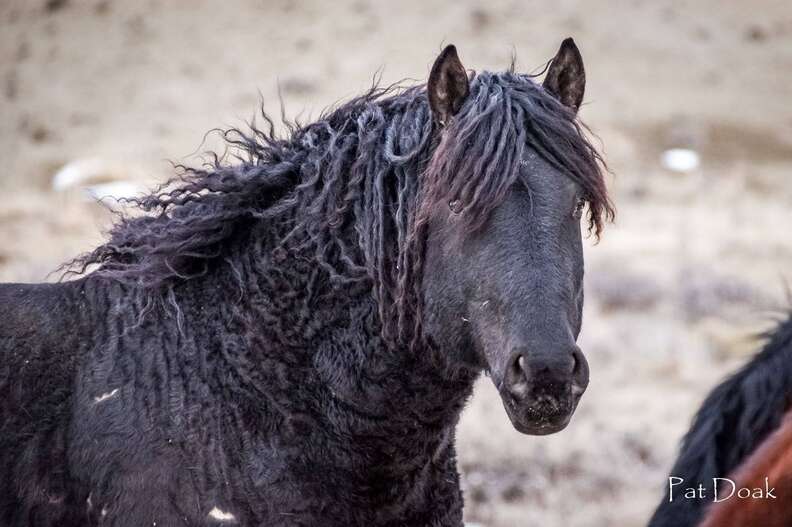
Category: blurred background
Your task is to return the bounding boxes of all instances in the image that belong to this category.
[2,1,792,525]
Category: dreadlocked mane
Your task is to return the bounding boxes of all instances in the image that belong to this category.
[71,71,612,349]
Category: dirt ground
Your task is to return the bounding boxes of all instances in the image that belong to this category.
[2,1,792,525]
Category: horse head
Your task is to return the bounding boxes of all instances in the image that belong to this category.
[419,40,610,435]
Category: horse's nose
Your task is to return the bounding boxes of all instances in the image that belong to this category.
[504,345,588,400]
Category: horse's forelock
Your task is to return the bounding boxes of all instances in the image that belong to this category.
[421,71,613,238]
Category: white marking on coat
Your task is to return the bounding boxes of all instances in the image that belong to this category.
[94,388,119,403]
[208,506,236,521]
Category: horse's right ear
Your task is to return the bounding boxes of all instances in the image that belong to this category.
[427,45,470,127]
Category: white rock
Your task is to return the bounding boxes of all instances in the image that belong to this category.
[660,148,701,173]
[53,158,126,190]
[52,158,147,202]
[83,181,144,202]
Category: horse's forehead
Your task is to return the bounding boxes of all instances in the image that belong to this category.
[519,150,577,197]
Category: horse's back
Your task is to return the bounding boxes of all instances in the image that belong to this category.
[0,280,92,525]
[0,280,83,342]
[0,280,88,409]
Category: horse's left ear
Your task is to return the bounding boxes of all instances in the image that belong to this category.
[543,38,586,113]
[428,45,470,126]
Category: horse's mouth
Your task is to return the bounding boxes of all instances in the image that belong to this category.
[509,411,573,435]
[499,391,582,436]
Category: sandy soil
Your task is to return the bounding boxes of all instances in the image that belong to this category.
[2,1,792,525]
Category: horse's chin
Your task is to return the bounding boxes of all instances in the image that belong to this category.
[508,413,572,435]
[499,392,581,436]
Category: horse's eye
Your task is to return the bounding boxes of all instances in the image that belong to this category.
[573,198,586,220]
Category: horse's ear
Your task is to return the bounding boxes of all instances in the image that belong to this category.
[543,38,586,113]
[428,45,470,126]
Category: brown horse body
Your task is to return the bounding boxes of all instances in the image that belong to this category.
[699,409,792,527]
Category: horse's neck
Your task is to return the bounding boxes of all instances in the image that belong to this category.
[162,257,476,511]
[174,232,477,437]
[215,252,477,436]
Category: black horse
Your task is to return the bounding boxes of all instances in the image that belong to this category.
[0,39,612,526]
[649,313,792,527]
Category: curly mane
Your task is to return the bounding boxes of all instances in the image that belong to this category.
[70,71,613,348]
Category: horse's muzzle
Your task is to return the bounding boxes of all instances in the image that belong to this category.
[498,346,589,435]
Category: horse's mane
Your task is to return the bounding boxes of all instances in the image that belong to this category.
[70,70,613,346]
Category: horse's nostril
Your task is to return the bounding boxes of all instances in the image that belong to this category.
[571,347,585,375]
[506,353,529,399]
[570,347,590,393]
